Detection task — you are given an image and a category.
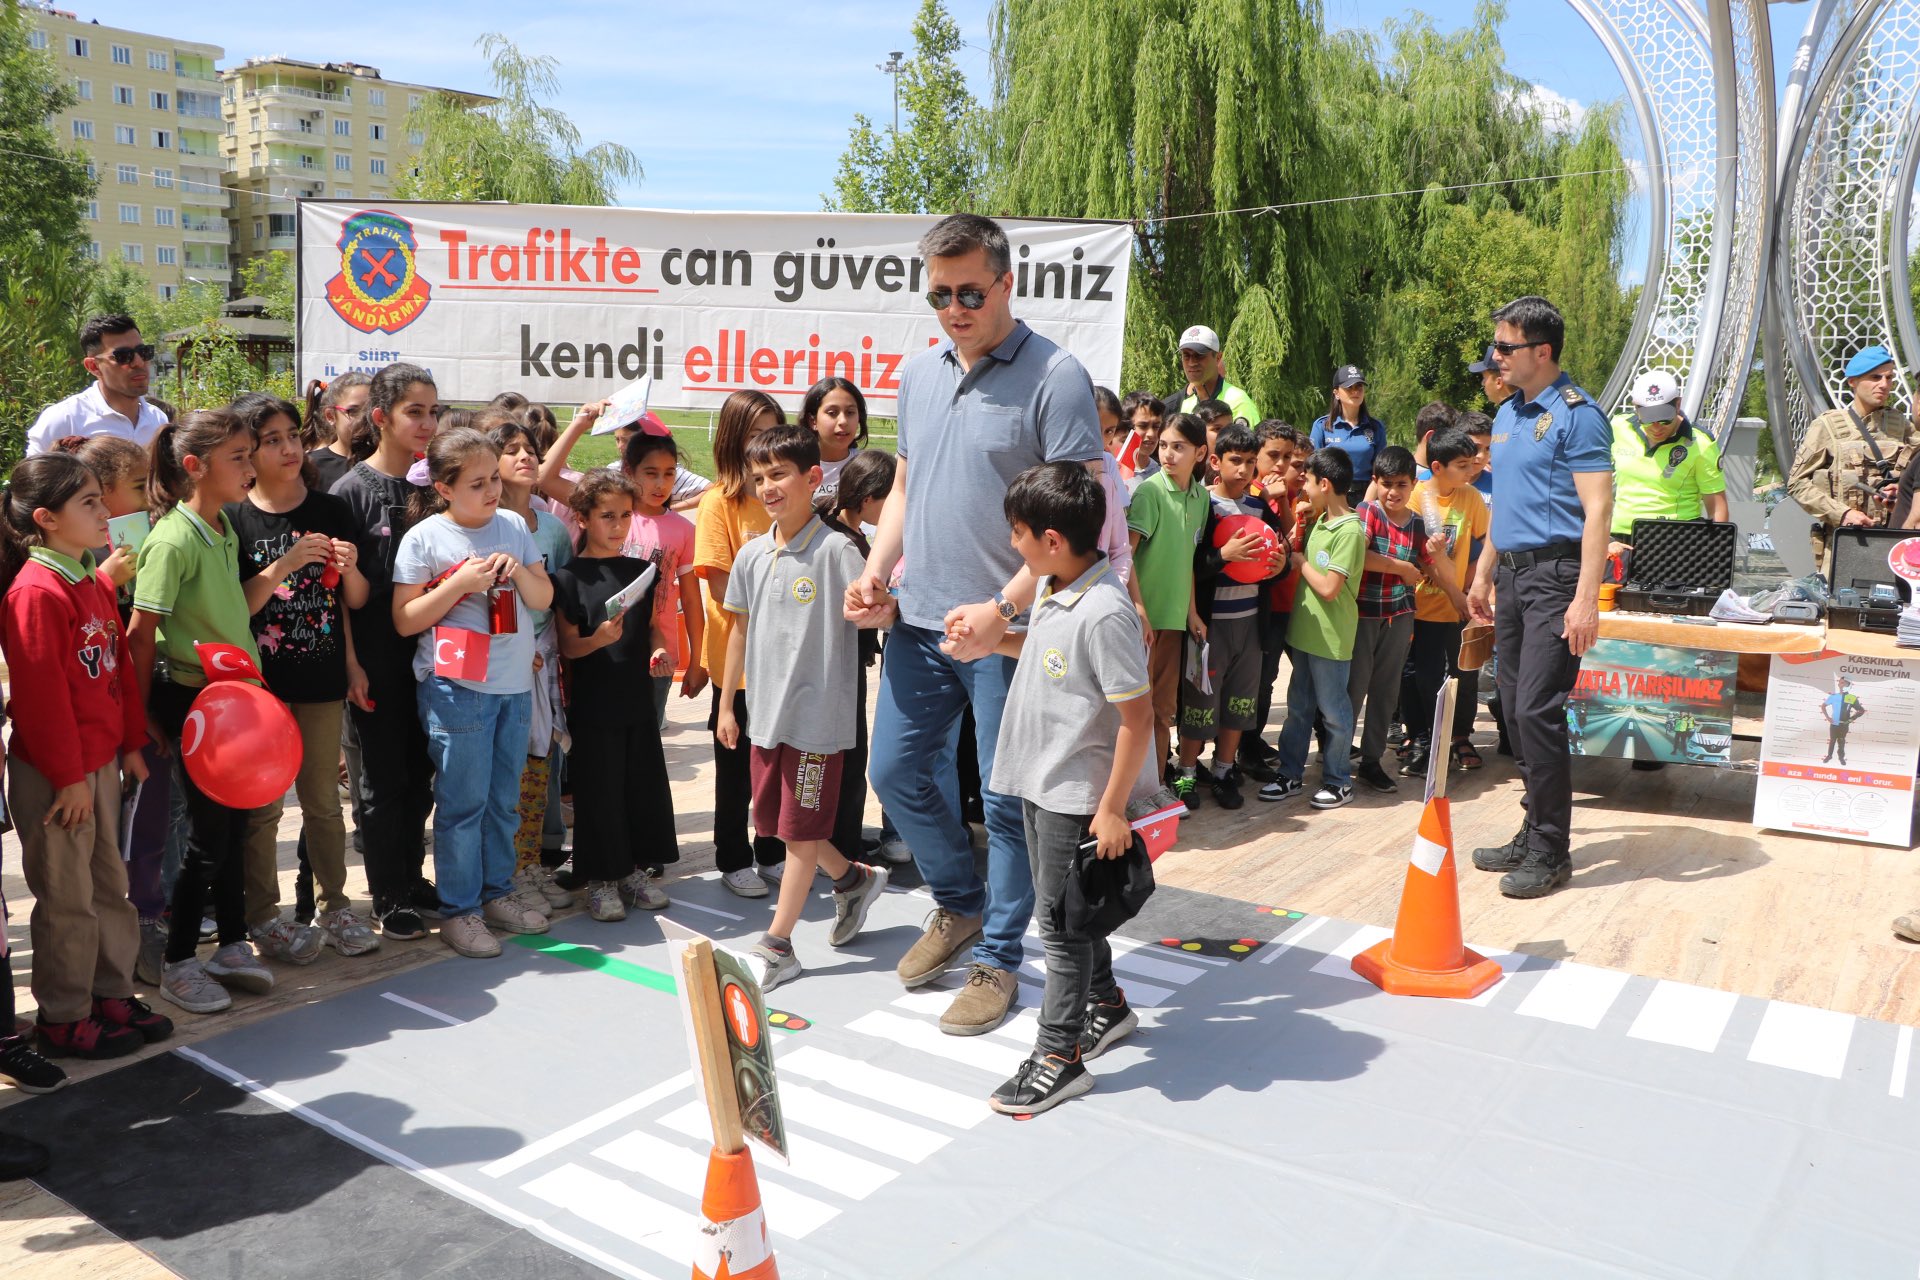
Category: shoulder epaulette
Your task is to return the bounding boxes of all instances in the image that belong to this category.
[1561,386,1589,407]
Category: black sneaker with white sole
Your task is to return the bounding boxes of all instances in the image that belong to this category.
[1258,776,1304,803]
[1310,783,1355,810]
[1355,760,1396,793]
[0,1037,67,1094]
[377,907,428,941]
[1078,992,1138,1060]
[988,1049,1093,1116]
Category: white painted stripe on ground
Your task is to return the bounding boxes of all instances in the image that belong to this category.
[776,1046,986,1128]
[890,989,1043,1043]
[1260,915,1331,965]
[668,900,746,923]
[778,1083,950,1162]
[1893,1025,1913,1099]
[1513,962,1633,1029]
[657,1101,899,1198]
[593,1131,839,1238]
[523,1162,693,1267]
[176,1048,669,1280]
[1109,946,1217,981]
[1308,925,1392,982]
[381,991,466,1026]
[845,1010,1028,1076]
[1626,981,1740,1053]
[1458,946,1528,1007]
[1748,1002,1856,1079]
[1014,955,1176,1007]
[480,1073,694,1178]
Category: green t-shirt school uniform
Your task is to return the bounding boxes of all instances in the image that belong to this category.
[133,504,262,687]
[1286,512,1365,662]
[1126,468,1211,631]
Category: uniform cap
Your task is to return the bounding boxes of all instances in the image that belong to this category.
[1467,345,1499,374]
[1845,345,1897,379]
[1334,364,1366,388]
[1630,369,1682,423]
[1177,325,1221,355]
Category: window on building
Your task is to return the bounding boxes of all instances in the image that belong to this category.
[154,207,174,227]
[408,128,424,147]
[249,112,260,131]
[116,164,138,184]
[72,119,94,141]
[118,203,139,223]
[408,93,422,109]
[267,213,294,238]
[249,148,261,166]
[74,78,92,100]
[368,123,385,142]
[334,153,351,172]
[153,168,173,188]
[253,218,264,240]
[334,189,352,199]
[84,160,96,181]
[297,117,312,133]
[86,200,99,221]
[28,30,48,50]
[151,90,170,111]
[68,36,88,58]
[153,129,171,150]
[157,283,176,300]
[333,118,350,137]
[85,241,100,260]
[156,245,177,266]
[122,243,143,264]
[115,125,136,146]
[366,88,385,107]
[113,84,134,105]
[148,51,168,71]
[369,158,386,176]
[111,44,131,65]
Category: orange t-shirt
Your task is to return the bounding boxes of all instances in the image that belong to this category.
[692,486,772,681]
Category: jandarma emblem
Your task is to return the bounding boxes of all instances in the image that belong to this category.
[326,210,432,335]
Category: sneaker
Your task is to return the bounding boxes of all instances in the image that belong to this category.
[135,918,166,986]
[482,896,549,935]
[721,867,769,899]
[440,913,502,958]
[1348,744,1364,762]
[939,963,1018,1036]
[895,909,983,988]
[1355,760,1397,793]
[1233,754,1278,783]
[1471,822,1531,872]
[1078,991,1138,1060]
[1399,742,1431,778]
[748,941,802,993]
[0,1038,68,1094]
[35,1015,141,1060]
[829,865,891,947]
[249,918,323,966]
[1710,587,1771,623]
[205,942,273,994]
[1257,776,1304,803]
[159,958,232,1014]
[508,870,555,917]
[1499,848,1573,899]
[314,908,381,957]
[92,995,173,1044]
[760,860,786,885]
[1310,783,1355,810]
[1208,770,1244,810]
[617,867,670,911]
[409,882,445,921]
[197,916,217,943]
[586,881,627,922]
[988,1049,1093,1116]
[527,862,575,909]
[879,838,913,865]
[377,906,428,941]
[1171,771,1201,810]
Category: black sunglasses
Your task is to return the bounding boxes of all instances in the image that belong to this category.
[924,282,996,311]
[102,343,157,365]
[1489,339,1543,355]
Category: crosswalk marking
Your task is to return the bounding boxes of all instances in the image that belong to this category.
[481,1073,694,1179]
[1627,981,1740,1053]
[523,1162,692,1268]
[1514,962,1633,1030]
[1015,955,1177,1007]
[845,1010,1029,1076]
[1308,925,1391,981]
[1893,1026,1913,1099]
[594,1131,839,1238]
[1458,945,1527,1007]
[776,1046,988,1128]
[1260,914,1331,965]
[1748,1002,1855,1079]
[778,1083,950,1162]
[890,989,1040,1044]
[657,1101,898,1198]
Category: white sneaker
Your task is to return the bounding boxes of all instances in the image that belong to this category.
[509,870,554,917]
[527,862,575,908]
[440,913,502,958]
[159,958,231,1014]
[204,941,273,994]
[586,881,627,922]
[618,867,669,911]
[748,941,802,992]
[722,868,769,899]
[249,917,323,965]
[482,896,549,935]
[879,838,913,865]
[760,861,786,885]
[314,907,381,957]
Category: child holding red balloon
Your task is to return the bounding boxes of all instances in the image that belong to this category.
[226,392,380,962]
[0,454,173,1059]
[391,427,554,959]
[1172,422,1285,810]
[128,409,275,1015]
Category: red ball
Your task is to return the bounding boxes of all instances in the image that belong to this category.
[180,681,302,809]
[1213,513,1281,583]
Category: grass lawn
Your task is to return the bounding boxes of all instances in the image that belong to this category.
[559,408,896,479]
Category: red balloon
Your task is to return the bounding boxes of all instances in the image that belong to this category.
[1213,513,1281,583]
[180,681,302,809]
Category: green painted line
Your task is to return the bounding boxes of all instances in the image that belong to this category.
[506,934,679,995]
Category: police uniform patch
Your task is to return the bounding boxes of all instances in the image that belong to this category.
[1663,443,1688,479]
[1042,647,1067,680]
[791,577,817,605]
[1534,411,1554,442]
[1562,387,1588,407]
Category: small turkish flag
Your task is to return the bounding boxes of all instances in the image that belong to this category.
[195,642,262,684]
[433,626,490,681]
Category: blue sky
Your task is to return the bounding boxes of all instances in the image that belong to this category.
[80,0,1819,249]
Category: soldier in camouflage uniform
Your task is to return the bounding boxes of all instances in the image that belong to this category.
[1787,345,1911,564]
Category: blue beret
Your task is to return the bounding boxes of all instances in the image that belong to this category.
[1845,345,1896,379]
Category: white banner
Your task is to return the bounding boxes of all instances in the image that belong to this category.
[295,201,1132,412]
[1754,650,1920,847]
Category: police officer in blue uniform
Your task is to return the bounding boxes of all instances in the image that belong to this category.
[1465,297,1614,897]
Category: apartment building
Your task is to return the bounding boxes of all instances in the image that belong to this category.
[27,5,229,298]
[223,57,490,271]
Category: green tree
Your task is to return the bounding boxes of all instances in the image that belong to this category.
[239,251,294,325]
[828,0,988,213]
[397,34,641,205]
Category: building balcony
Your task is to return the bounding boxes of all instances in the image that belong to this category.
[178,184,231,209]
[181,262,233,281]
[245,84,349,106]
[267,233,297,250]
[263,157,324,174]
[176,67,220,84]
[181,216,230,241]
[178,142,221,159]
[262,121,320,136]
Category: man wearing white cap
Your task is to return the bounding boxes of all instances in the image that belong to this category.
[1607,369,1728,547]
[1164,325,1261,424]
[1787,344,1911,561]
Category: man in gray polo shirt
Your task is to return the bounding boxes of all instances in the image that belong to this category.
[845,213,1105,1036]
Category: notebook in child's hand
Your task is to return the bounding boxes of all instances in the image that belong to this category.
[1184,638,1212,696]
[108,513,151,554]
[604,563,658,623]
[594,374,654,435]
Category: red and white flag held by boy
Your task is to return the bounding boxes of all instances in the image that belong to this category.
[433,627,490,682]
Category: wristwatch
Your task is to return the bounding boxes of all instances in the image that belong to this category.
[992,591,1018,622]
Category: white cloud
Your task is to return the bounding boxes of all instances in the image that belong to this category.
[1508,83,1591,133]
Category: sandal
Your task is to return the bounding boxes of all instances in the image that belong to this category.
[1451,737,1483,771]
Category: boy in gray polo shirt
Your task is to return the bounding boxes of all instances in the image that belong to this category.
[987,462,1158,1116]
[718,427,890,992]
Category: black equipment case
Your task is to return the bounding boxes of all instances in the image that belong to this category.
[1826,526,1913,634]
[1616,519,1738,616]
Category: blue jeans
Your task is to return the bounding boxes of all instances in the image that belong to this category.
[417,678,532,918]
[1277,650,1354,788]
[871,622,1032,971]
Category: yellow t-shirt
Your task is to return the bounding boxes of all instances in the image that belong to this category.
[692,486,772,680]
[1410,480,1489,623]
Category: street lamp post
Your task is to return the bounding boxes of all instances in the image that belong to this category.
[877,50,906,135]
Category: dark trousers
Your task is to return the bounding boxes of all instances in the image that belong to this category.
[151,681,250,964]
[708,687,784,871]
[124,739,172,919]
[570,709,678,882]
[296,711,364,919]
[1493,559,1583,856]
[1410,619,1481,743]
[1255,611,1290,744]
[833,664,873,863]
[1023,801,1119,1059]
[350,659,434,914]
[1825,724,1849,763]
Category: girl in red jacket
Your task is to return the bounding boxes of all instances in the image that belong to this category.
[0,454,172,1061]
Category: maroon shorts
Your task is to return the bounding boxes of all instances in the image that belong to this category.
[749,744,844,843]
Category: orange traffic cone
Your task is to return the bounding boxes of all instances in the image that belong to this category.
[691,1145,779,1280]
[1350,797,1502,998]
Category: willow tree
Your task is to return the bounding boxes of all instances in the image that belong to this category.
[398,34,641,206]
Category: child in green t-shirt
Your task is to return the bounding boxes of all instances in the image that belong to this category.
[1125,412,1212,775]
[1260,448,1366,810]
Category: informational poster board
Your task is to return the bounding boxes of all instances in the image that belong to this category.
[1754,650,1920,846]
[297,202,1132,409]
[1567,640,1737,767]
[660,919,789,1161]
